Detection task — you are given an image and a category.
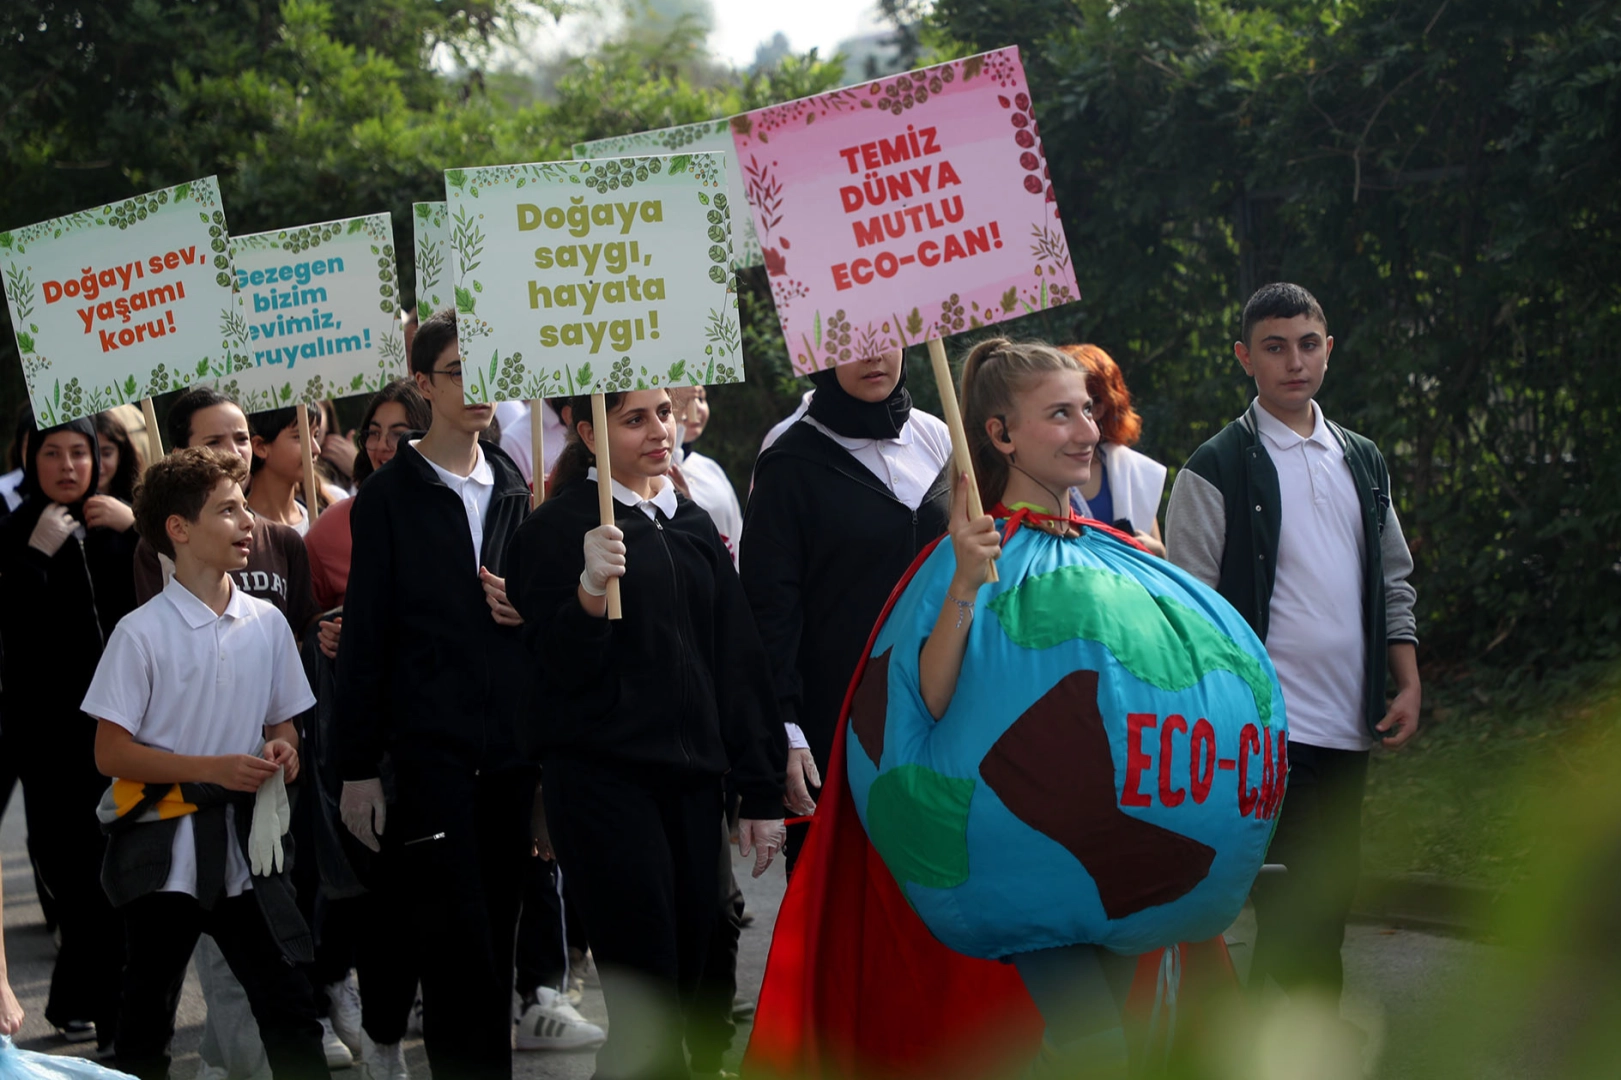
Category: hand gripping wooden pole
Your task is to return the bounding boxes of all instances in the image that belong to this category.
[926,336,998,583]
[591,392,623,619]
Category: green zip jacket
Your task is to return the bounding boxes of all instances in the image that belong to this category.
[1164,403,1418,739]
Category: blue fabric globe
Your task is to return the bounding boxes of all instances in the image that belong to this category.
[845,523,1287,959]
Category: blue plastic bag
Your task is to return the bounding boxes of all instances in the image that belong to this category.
[0,1036,137,1080]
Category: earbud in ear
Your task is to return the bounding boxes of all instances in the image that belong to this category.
[994,417,1012,445]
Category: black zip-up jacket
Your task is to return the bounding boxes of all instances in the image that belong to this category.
[740,421,951,775]
[506,478,786,820]
[334,437,533,779]
[0,421,138,784]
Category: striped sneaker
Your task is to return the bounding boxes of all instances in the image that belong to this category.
[514,987,606,1051]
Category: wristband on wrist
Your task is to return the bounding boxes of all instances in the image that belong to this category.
[944,591,975,630]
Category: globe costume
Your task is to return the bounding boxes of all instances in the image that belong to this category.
[748,509,1286,1077]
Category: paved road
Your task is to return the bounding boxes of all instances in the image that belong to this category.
[0,789,1568,1078]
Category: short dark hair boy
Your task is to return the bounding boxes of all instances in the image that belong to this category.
[335,305,542,1078]
[85,446,326,1080]
[1165,282,1420,1014]
[135,447,249,559]
[133,394,316,637]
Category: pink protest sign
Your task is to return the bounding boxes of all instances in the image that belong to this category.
[731,47,1077,374]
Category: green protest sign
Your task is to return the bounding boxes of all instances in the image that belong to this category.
[0,176,246,426]
[413,201,450,321]
[574,121,762,268]
[222,212,406,411]
[443,153,741,403]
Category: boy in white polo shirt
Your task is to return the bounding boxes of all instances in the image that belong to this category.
[1166,283,1421,1012]
[82,447,327,1080]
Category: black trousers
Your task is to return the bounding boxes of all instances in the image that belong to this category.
[290,782,358,1014]
[515,855,588,994]
[392,752,536,1080]
[116,891,327,1080]
[686,820,745,1073]
[351,848,422,1044]
[1250,741,1370,1003]
[21,763,123,1036]
[545,755,722,1080]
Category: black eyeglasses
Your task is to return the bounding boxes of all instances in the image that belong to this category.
[429,367,464,385]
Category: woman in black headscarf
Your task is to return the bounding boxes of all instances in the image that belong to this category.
[741,350,954,868]
[0,415,138,1049]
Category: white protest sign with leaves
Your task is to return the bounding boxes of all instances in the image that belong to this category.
[574,121,762,268]
[221,213,406,412]
[0,176,245,425]
[412,202,451,320]
[444,153,741,402]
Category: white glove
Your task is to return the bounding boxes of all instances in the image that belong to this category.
[249,767,290,876]
[580,524,626,596]
[28,504,77,557]
[340,778,387,853]
[738,818,786,878]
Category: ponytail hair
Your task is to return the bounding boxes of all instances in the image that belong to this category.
[959,337,1086,510]
[550,393,625,493]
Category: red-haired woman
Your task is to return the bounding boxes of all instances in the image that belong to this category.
[1061,344,1168,557]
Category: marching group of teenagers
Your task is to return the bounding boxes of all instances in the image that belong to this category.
[0,280,1421,1080]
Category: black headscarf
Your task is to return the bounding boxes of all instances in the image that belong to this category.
[12,415,100,532]
[805,363,913,441]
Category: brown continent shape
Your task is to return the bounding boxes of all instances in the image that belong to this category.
[979,669,1216,920]
[850,648,892,768]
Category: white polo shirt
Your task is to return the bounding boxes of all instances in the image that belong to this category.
[414,440,495,574]
[1254,401,1370,751]
[680,451,743,567]
[81,576,316,898]
[497,401,570,488]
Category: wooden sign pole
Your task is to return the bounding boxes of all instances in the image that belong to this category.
[591,392,623,619]
[926,336,998,583]
[297,404,321,525]
[529,399,546,508]
[140,397,163,467]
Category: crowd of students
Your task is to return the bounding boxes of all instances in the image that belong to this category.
[0,281,1418,1079]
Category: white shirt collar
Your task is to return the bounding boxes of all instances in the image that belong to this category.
[163,574,252,629]
[588,466,679,519]
[1253,399,1334,452]
[801,414,913,450]
[412,440,494,490]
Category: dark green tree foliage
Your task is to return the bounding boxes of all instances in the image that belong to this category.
[0,0,840,473]
[922,0,1620,672]
[3,1,1615,674]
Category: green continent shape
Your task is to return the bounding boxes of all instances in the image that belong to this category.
[865,764,975,890]
[987,565,1274,725]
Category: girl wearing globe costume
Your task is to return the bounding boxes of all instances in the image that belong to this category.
[747,341,1286,1079]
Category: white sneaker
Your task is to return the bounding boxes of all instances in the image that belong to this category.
[326,974,364,1056]
[514,986,607,1051]
[320,1017,355,1069]
[361,1033,410,1080]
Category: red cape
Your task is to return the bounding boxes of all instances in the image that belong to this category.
[744,530,1238,1078]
